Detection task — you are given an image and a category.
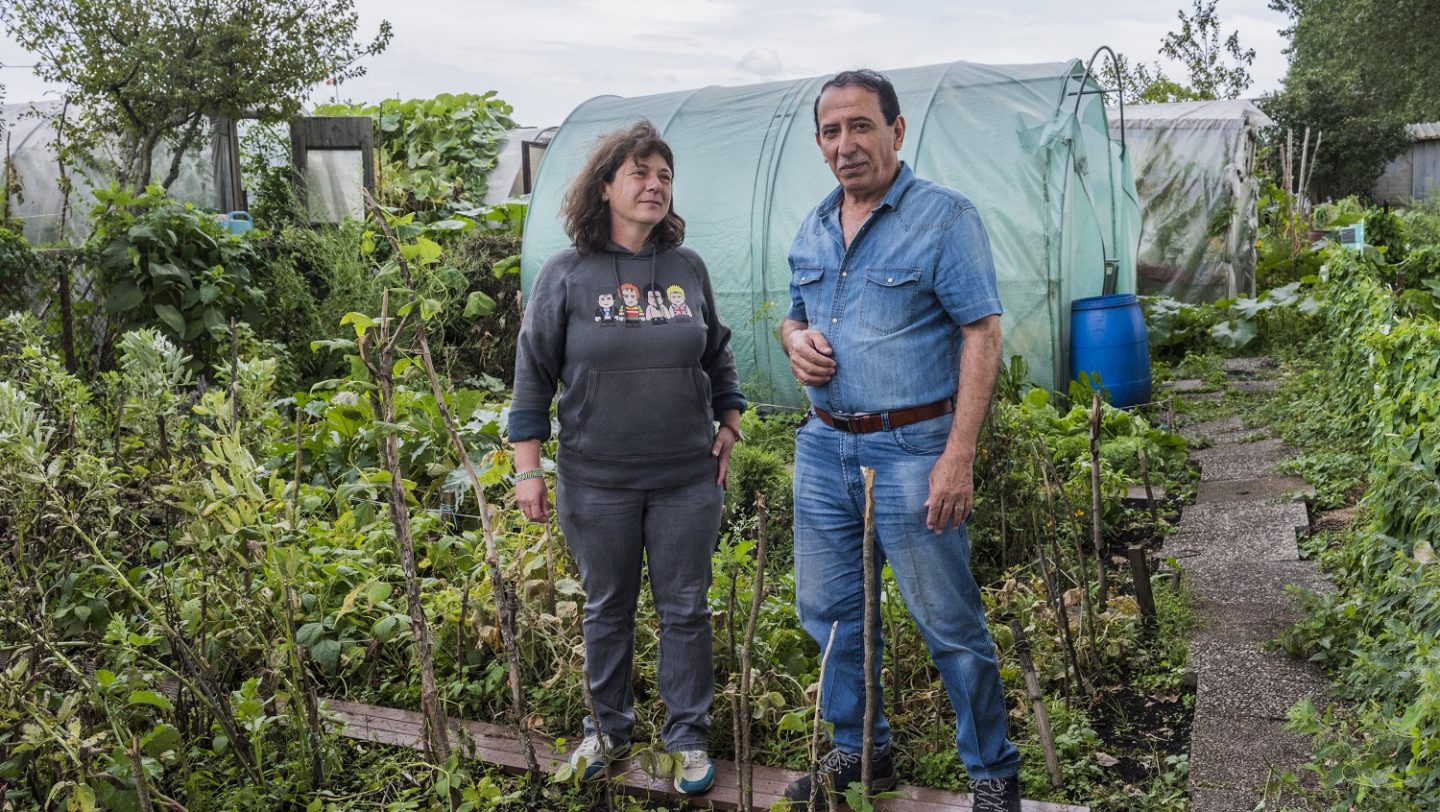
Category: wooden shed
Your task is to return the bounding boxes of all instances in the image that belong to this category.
[1373,122,1440,205]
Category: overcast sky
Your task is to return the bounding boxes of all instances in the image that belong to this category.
[0,0,1292,127]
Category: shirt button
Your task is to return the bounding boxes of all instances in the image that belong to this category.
[841,271,847,277]
[887,276,894,282]
[831,318,838,324]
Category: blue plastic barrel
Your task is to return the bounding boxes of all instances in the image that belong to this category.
[1070,293,1152,408]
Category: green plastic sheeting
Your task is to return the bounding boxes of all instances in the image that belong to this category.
[522,60,1140,409]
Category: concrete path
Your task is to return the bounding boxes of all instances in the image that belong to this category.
[1162,359,1333,812]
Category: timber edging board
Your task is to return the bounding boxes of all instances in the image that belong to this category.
[324,698,1089,812]
[0,651,1084,810]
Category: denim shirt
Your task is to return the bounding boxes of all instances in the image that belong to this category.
[787,162,1004,415]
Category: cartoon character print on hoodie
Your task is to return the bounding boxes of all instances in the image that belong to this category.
[643,283,672,324]
[594,292,619,325]
[618,282,645,327]
[667,285,692,321]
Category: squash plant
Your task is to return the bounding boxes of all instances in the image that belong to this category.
[90,185,264,369]
[318,92,518,220]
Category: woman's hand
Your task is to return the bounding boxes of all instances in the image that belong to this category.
[516,477,550,522]
[712,410,743,489]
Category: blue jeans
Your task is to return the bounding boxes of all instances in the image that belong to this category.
[792,412,1021,780]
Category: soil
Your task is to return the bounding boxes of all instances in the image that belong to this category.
[1090,679,1196,785]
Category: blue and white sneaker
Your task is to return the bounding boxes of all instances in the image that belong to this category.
[568,733,630,781]
[674,749,715,795]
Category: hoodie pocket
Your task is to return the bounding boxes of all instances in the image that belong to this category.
[573,366,712,459]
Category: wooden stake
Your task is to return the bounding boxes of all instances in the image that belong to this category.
[860,467,879,802]
[56,257,77,374]
[1008,621,1063,789]
[1089,394,1109,608]
[1129,545,1157,626]
[738,493,770,811]
[1137,447,1159,526]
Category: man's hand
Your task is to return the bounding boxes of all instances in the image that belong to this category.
[783,323,837,386]
[925,448,974,532]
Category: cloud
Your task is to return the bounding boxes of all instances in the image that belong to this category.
[737,47,782,77]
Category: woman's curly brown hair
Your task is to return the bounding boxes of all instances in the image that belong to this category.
[562,121,685,255]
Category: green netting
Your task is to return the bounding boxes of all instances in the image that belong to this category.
[522,60,1139,408]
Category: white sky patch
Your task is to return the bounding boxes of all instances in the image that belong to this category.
[0,0,1293,127]
[738,47,783,78]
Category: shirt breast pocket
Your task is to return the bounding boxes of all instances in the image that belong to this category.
[859,267,923,335]
[793,265,826,323]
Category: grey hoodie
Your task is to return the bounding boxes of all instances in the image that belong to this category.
[508,241,747,490]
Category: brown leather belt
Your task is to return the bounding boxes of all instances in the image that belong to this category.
[813,397,955,434]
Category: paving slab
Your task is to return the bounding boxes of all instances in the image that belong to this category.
[1186,559,1335,606]
[1168,501,1309,567]
[1189,603,1330,721]
[1123,483,1167,504]
[1233,378,1282,394]
[1196,477,1314,505]
[1189,713,1317,793]
[1221,357,1280,377]
[1164,378,1217,393]
[1181,390,1225,403]
[1191,786,1317,812]
[1190,439,1297,480]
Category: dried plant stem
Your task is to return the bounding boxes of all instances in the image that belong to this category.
[581,667,615,812]
[1138,447,1159,526]
[360,290,452,766]
[364,190,540,776]
[809,621,840,810]
[1089,394,1109,607]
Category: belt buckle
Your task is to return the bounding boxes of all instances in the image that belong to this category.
[829,412,853,432]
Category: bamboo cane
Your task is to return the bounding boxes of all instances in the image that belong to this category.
[1008,622,1063,788]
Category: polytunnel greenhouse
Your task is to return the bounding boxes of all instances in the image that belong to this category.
[521,59,1142,408]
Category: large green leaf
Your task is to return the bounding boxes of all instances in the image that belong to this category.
[106,282,145,312]
[127,689,174,712]
[153,303,186,336]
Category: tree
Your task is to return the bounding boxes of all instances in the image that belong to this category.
[1102,1,1254,105]
[0,0,392,195]
[1263,0,1440,198]
[1159,0,1255,100]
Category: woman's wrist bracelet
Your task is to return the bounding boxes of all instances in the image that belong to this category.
[514,468,545,483]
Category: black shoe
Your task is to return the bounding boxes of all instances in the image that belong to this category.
[782,747,898,809]
[972,775,1021,812]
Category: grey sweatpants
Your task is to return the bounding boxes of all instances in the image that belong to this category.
[555,475,723,752]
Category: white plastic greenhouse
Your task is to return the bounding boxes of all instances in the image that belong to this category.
[0,101,218,246]
[522,59,1141,408]
[1108,99,1273,303]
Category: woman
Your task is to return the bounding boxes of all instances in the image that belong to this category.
[508,121,745,796]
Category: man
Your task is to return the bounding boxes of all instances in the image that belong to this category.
[779,69,1022,811]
